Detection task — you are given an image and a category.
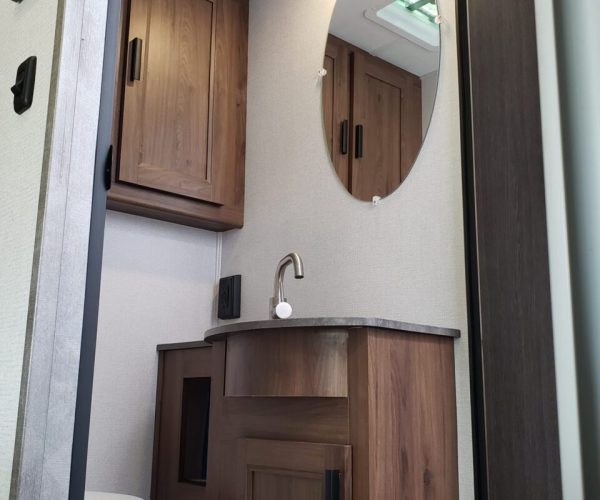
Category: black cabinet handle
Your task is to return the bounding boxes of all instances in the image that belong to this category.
[104,145,113,191]
[340,120,349,155]
[130,38,143,82]
[355,125,364,159]
[325,470,341,500]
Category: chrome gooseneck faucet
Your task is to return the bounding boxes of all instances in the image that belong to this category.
[271,252,304,319]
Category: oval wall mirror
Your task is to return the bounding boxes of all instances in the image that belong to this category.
[322,0,441,201]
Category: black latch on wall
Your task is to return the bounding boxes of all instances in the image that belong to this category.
[218,275,241,320]
[11,56,36,114]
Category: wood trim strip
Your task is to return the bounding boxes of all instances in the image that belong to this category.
[459,0,563,497]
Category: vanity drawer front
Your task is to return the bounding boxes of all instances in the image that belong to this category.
[224,328,349,397]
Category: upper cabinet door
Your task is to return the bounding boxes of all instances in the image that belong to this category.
[119,0,221,204]
[323,36,351,190]
[351,52,422,202]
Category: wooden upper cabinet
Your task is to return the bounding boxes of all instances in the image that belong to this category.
[351,51,422,201]
[110,0,248,231]
[120,0,219,203]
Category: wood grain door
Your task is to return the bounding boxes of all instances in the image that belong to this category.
[240,439,351,500]
[351,52,422,201]
[323,36,351,190]
[119,0,221,204]
[152,348,213,500]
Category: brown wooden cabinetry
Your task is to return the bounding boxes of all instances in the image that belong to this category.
[153,323,459,500]
[151,346,213,500]
[110,0,248,231]
[323,35,422,201]
[240,439,352,500]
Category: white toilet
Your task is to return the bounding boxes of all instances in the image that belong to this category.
[85,492,144,500]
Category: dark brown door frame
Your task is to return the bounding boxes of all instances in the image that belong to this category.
[457,1,563,498]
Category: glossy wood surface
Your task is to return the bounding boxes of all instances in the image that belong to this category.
[110,0,248,230]
[240,439,352,500]
[152,347,213,500]
[224,329,348,397]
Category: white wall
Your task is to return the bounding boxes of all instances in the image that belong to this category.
[0,1,60,497]
[86,212,220,499]
[219,0,473,497]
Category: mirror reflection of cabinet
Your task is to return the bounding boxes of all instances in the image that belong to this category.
[323,36,351,188]
[240,439,351,500]
[323,35,423,201]
[151,345,212,500]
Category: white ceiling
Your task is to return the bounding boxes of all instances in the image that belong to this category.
[328,0,440,77]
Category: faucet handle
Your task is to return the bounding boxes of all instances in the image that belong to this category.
[271,299,293,319]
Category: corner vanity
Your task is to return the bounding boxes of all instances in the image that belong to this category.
[152,319,459,500]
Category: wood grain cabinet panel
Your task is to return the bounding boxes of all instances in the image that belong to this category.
[323,36,351,189]
[224,329,349,397]
[154,326,458,499]
[240,439,352,500]
[151,347,213,500]
[351,52,422,201]
[322,35,422,201]
[120,0,218,203]
[110,0,248,230]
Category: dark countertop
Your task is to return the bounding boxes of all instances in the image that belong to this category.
[157,318,460,351]
[205,317,460,341]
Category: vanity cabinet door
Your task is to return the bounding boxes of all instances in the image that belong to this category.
[351,51,422,201]
[110,0,248,231]
[151,347,213,500]
[239,439,352,500]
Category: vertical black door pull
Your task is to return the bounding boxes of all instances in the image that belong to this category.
[104,145,113,191]
[325,469,341,500]
[340,120,349,155]
[355,125,364,159]
[130,38,143,82]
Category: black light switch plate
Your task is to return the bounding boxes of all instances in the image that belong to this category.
[11,56,36,114]
[218,275,241,320]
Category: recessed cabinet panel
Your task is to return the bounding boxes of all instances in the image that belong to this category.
[351,51,422,202]
[110,0,248,230]
[120,0,219,203]
[240,439,352,500]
